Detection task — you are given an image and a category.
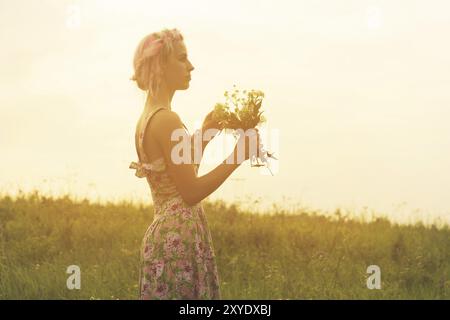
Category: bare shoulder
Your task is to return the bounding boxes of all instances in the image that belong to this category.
[149,109,184,137]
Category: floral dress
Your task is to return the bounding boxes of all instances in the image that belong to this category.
[129,107,221,300]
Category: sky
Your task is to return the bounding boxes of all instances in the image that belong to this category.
[1,0,449,225]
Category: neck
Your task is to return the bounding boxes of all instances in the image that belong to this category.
[144,82,175,113]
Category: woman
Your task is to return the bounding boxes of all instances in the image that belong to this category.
[129,28,259,300]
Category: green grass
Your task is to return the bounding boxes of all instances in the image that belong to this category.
[0,190,448,299]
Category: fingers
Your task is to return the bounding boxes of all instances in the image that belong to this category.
[236,128,261,161]
[249,129,262,159]
[252,128,261,156]
[256,132,262,157]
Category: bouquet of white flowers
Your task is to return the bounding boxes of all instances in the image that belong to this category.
[212,85,277,175]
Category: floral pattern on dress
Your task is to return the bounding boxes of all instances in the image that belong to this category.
[130,107,221,300]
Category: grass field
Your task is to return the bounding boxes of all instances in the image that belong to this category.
[0,190,448,299]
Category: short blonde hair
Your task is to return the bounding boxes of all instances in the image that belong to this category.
[131,28,184,96]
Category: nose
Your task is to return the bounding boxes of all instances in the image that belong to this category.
[188,59,195,72]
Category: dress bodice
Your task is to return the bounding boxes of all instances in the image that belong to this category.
[129,107,200,214]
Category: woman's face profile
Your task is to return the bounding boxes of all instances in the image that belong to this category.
[163,40,195,91]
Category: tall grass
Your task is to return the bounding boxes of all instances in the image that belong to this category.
[0,190,448,299]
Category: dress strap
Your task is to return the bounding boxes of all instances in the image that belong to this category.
[136,107,191,163]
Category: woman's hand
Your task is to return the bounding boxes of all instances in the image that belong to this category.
[232,128,261,164]
[192,110,222,160]
[201,110,221,132]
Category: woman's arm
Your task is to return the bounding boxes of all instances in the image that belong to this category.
[189,110,221,164]
[151,109,243,206]
[189,128,220,166]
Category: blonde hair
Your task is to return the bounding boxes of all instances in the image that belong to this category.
[130,28,184,96]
